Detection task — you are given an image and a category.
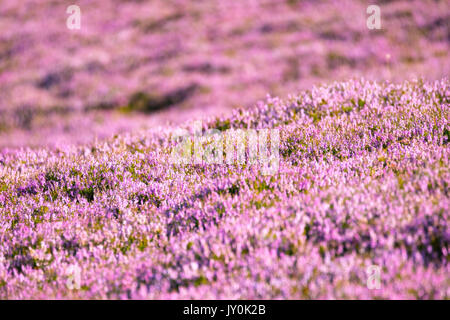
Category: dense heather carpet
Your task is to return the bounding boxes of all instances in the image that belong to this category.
[0,78,448,299]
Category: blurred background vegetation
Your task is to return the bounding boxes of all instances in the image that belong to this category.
[0,0,448,147]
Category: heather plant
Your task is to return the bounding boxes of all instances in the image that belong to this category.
[0,78,448,299]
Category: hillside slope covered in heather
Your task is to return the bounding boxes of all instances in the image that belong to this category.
[0,78,448,299]
[1,0,449,147]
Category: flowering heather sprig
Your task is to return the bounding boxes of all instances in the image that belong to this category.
[0,78,448,299]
